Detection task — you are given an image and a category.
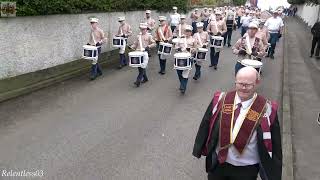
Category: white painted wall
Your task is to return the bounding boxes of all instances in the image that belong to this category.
[0,10,195,80]
[297,4,320,26]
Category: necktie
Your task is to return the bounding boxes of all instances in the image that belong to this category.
[218,103,242,164]
[233,103,242,126]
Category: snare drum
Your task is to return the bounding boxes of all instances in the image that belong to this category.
[129,51,144,68]
[82,45,100,60]
[240,59,263,73]
[158,42,173,55]
[174,52,192,70]
[195,48,208,61]
[113,36,125,48]
[210,36,224,49]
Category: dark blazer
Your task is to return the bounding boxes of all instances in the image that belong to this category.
[192,100,282,180]
[311,22,320,38]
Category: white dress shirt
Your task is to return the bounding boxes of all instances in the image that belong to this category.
[264,17,284,33]
[170,13,181,26]
[240,16,252,27]
[216,93,260,166]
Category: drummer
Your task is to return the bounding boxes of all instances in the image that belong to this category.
[144,10,156,34]
[87,17,107,80]
[175,25,197,94]
[193,22,209,80]
[243,20,269,59]
[130,23,156,87]
[191,8,201,34]
[207,11,227,70]
[201,7,210,31]
[173,15,187,38]
[232,22,265,74]
[224,8,237,47]
[116,16,132,69]
[154,16,173,75]
[208,8,215,24]
[236,6,243,28]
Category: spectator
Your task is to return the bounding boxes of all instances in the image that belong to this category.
[310,21,320,59]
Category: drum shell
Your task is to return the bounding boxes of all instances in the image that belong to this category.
[129,51,144,68]
[83,45,100,60]
[210,36,224,48]
[158,42,173,55]
[240,59,263,73]
[112,37,125,48]
[195,48,208,61]
[174,52,192,70]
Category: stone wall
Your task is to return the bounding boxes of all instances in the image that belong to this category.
[0,10,194,80]
[296,4,320,26]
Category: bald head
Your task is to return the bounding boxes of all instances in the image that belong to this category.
[236,66,260,82]
[235,66,260,101]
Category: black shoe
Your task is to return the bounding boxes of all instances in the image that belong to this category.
[97,72,103,77]
[316,56,320,60]
[90,75,97,80]
[159,71,165,75]
[214,65,217,70]
[134,81,140,87]
[193,76,198,80]
[123,64,127,67]
[228,44,231,47]
[270,55,275,59]
[118,65,123,69]
[141,79,148,83]
[310,54,313,58]
[180,89,186,94]
[266,54,270,58]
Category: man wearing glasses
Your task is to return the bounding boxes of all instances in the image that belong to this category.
[193,66,282,180]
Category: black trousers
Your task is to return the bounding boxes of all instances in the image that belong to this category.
[207,163,259,180]
[311,36,320,56]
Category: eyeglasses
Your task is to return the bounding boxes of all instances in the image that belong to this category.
[235,82,255,88]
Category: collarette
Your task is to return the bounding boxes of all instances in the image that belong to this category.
[235,92,255,110]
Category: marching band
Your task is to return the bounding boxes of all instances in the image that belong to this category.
[82,5,284,95]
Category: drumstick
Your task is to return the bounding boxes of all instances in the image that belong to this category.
[238,47,258,59]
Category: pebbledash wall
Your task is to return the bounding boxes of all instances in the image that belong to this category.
[0,10,193,80]
[296,3,320,26]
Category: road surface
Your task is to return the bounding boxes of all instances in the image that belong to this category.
[0,31,283,180]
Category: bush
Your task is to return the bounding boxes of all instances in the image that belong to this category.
[288,0,319,5]
[0,0,189,16]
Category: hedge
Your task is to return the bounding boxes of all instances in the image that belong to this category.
[288,0,319,5]
[0,0,189,16]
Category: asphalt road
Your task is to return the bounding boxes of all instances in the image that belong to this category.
[0,31,283,180]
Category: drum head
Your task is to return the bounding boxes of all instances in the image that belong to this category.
[160,42,173,47]
[198,48,208,52]
[174,52,191,59]
[129,51,144,56]
[83,45,97,50]
[172,38,180,44]
[241,59,263,68]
